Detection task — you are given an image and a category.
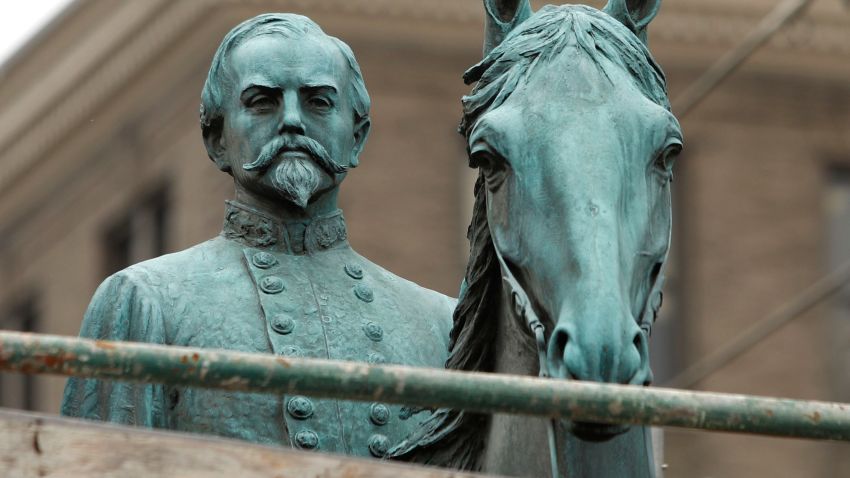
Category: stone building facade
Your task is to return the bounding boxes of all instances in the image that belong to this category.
[0,0,848,476]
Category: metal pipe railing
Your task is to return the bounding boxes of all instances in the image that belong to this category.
[1,331,849,441]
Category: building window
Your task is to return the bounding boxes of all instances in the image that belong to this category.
[102,187,169,276]
[0,297,38,410]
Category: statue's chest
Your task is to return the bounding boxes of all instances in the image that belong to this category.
[170,247,440,457]
[247,249,391,360]
[245,248,436,456]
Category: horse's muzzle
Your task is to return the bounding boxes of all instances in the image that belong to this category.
[546,322,651,385]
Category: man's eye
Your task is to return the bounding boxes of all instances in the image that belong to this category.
[248,96,275,110]
[308,97,332,109]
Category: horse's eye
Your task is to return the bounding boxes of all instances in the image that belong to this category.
[469,149,495,169]
[471,150,508,190]
[653,142,681,180]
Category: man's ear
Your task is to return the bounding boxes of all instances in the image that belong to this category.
[203,122,231,173]
[349,116,371,168]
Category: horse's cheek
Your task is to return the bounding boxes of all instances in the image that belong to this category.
[647,182,672,252]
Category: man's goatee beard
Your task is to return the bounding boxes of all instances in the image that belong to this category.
[270,158,321,209]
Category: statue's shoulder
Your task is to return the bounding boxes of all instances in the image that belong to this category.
[354,253,456,335]
[100,236,241,297]
[83,237,246,338]
[361,258,455,307]
[121,236,238,278]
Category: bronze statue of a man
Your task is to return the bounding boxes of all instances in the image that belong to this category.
[61,13,454,458]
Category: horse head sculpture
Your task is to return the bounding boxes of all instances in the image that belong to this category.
[470,0,680,396]
[393,1,681,475]
[474,0,682,384]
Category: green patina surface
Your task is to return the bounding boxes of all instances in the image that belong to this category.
[58,13,455,458]
[4,331,850,441]
[27,1,793,476]
[392,1,679,476]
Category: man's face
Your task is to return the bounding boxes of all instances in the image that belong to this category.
[216,34,364,209]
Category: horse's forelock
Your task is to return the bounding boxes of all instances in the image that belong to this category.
[459,4,669,139]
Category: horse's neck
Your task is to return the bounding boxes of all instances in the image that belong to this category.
[491,285,540,376]
[481,287,553,476]
[484,285,657,478]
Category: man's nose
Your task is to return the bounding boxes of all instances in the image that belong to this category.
[278,91,305,135]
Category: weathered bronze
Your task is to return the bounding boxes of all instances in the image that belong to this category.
[59,1,684,476]
[392,1,680,477]
[60,14,455,458]
[9,331,850,442]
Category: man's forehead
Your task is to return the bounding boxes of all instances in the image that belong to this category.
[227,33,347,91]
[238,72,341,92]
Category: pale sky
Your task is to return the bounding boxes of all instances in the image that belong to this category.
[0,0,74,68]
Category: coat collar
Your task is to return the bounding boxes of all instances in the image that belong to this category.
[222,200,348,254]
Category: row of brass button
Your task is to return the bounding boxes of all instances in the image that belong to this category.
[287,395,392,456]
[269,317,386,341]
[252,252,388,456]
[253,252,375,304]
[260,277,374,303]
[286,396,391,426]
[292,429,389,457]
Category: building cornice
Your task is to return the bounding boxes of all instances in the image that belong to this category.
[0,0,847,198]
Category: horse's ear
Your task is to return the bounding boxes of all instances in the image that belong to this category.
[603,0,661,44]
[483,0,533,55]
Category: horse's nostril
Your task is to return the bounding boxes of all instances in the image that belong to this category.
[547,327,571,378]
[630,330,653,385]
[553,329,569,355]
[632,331,643,352]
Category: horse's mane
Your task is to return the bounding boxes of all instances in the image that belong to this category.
[389,5,670,470]
[387,173,496,468]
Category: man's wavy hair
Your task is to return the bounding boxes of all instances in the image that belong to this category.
[199,13,370,145]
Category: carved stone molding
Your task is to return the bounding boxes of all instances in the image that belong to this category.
[0,0,216,194]
[0,0,847,198]
[654,10,850,57]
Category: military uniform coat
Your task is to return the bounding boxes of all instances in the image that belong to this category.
[61,200,455,458]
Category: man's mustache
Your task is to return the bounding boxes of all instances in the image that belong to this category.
[242,135,348,175]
